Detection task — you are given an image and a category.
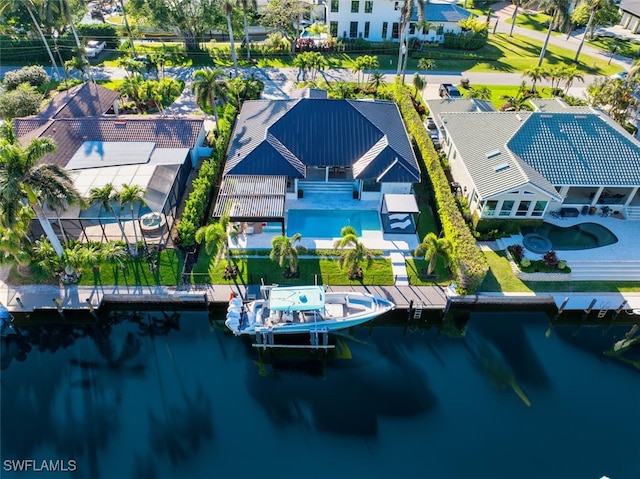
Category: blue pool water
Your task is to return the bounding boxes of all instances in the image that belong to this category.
[1,310,639,479]
[287,209,381,237]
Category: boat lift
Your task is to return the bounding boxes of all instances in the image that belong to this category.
[252,327,335,351]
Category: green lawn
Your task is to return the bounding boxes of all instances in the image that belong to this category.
[458,83,561,109]
[406,257,452,286]
[480,250,640,293]
[77,249,183,287]
[191,253,395,286]
[586,36,640,62]
[504,12,561,36]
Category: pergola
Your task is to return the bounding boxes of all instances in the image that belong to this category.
[380,193,421,234]
[213,175,287,234]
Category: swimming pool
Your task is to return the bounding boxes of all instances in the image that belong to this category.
[523,222,618,250]
[287,209,381,238]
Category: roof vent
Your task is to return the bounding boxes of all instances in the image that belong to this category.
[516,114,522,121]
[494,162,510,173]
[486,150,501,159]
[114,120,127,126]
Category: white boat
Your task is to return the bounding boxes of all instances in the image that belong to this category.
[225,285,395,336]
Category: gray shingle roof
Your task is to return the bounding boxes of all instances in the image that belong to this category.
[439,111,561,200]
[529,98,593,113]
[508,112,640,186]
[426,98,496,128]
[620,0,640,16]
[225,99,420,182]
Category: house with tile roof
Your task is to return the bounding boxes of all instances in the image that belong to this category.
[13,83,207,245]
[325,0,473,42]
[213,98,421,234]
[426,97,640,220]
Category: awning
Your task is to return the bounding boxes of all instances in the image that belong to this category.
[213,175,287,221]
[381,194,420,214]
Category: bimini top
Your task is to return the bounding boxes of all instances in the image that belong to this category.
[268,286,325,312]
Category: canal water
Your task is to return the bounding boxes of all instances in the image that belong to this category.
[1,309,639,479]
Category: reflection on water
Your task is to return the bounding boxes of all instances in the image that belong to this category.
[1,310,639,479]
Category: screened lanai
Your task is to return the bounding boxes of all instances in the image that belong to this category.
[212,175,287,235]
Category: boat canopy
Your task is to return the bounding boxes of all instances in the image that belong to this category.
[268,286,325,312]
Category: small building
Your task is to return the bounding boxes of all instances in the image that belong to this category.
[619,0,640,34]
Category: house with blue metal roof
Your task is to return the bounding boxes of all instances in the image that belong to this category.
[325,0,473,42]
[214,98,421,233]
[428,98,640,220]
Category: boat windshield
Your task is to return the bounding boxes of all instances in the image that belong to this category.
[268,286,325,312]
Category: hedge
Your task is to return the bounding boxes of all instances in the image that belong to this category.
[175,103,237,247]
[392,80,488,293]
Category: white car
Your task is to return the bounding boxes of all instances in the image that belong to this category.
[85,40,106,58]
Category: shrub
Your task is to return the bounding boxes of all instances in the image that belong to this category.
[520,257,531,268]
[0,84,43,120]
[76,23,119,49]
[557,260,566,270]
[392,79,487,293]
[509,244,525,262]
[3,66,49,90]
[543,250,559,268]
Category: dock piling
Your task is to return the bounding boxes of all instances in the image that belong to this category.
[557,297,570,315]
[583,298,598,316]
[15,297,24,309]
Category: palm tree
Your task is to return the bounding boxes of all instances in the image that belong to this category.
[191,68,230,126]
[412,72,425,99]
[270,233,307,276]
[240,0,257,60]
[397,0,426,77]
[100,241,128,271]
[369,71,386,92]
[117,184,146,257]
[574,0,614,62]
[65,55,89,81]
[522,65,548,93]
[41,0,85,63]
[195,215,240,271]
[222,0,238,78]
[0,126,81,259]
[562,65,584,94]
[465,85,492,100]
[418,58,436,74]
[414,232,451,275]
[509,0,521,37]
[31,236,62,276]
[88,183,130,250]
[333,227,374,279]
[523,0,570,67]
[0,0,60,77]
[0,206,33,274]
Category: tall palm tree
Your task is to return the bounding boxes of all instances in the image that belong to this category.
[41,0,84,59]
[0,0,60,77]
[333,227,374,278]
[195,215,239,269]
[0,126,81,259]
[222,0,238,78]
[574,0,613,62]
[191,68,230,126]
[270,233,307,276]
[397,0,426,77]
[524,0,570,67]
[117,184,146,257]
[412,72,425,99]
[65,55,89,81]
[414,232,451,275]
[240,0,257,60]
[88,183,130,250]
[562,65,584,93]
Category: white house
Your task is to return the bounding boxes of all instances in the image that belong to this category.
[426,98,640,221]
[325,0,473,42]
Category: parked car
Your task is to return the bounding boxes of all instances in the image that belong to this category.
[424,116,440,148]
[85,40,106,58]
[439,83,462,99]
[90,7,104,19]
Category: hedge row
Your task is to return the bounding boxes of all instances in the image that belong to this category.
[392,80,488,293]
[176,103,237,247]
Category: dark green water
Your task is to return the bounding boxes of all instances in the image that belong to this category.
[1,310,639,479]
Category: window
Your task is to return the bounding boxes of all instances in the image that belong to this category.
[364,0,372,13]
[532,201,547,217]
[516,200,531,217]
[330,21,338,37]
[382,22,388,39]
[331,0,339,12]
[392,22,399,39]
[351,0,359,12]
[436,24,444,35]
[409,23,415,35]
[499,200,514,217]
[364,21,370,38]
[482,200,498,216]
[349,21,358,38]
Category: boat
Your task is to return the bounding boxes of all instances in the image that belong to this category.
[225,285,395,336]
